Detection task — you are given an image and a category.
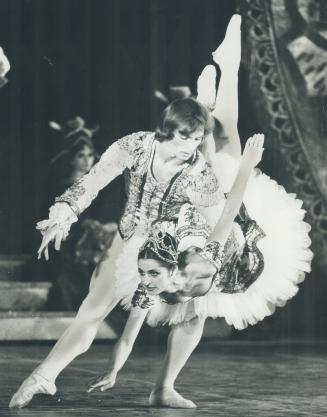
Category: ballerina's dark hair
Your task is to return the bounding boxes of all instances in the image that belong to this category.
[138,246,175,272]
[155,98,214,142]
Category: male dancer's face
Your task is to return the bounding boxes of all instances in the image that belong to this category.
[170,127,205,161]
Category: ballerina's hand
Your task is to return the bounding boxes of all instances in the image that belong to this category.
[37,225,64,260]
[241,134,264,169]
[87,372,117,393]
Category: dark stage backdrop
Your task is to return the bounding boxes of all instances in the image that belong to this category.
[0,0,242,253]
[0,0,325,338]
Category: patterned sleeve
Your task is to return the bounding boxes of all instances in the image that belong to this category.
[55,131,149,216]
[187,164,224,207]
[176,203,212,251]
[186,164,226,230]
[36,132,150,237]
[131,283,159,310]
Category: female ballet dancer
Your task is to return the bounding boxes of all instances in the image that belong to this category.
[87,131,312,409]
[87,15,313,408]
[86,134,265,408]
[9,37,228,412]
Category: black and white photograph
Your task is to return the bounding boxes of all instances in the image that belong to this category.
[0,1,326,416]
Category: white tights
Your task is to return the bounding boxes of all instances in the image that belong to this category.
[35,232,126,382]
[155,316,205,389]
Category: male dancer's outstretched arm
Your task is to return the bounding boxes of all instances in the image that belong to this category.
[36,130,149,260]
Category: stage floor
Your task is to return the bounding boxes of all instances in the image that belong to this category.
[1,340,326,417]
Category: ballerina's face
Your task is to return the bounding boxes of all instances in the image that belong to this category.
[138,252,217,300]
[170,127,205,161]
[138,259,176,295]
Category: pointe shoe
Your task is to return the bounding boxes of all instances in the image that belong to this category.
[9,373,56,409]
[212,14,241,70]
[149,387,197,409]
[197,64,217,111]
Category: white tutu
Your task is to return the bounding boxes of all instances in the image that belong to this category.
[135,153,313,330]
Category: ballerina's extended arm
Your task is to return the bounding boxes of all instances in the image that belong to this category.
[87,307,148,392]
[207,133,264,245]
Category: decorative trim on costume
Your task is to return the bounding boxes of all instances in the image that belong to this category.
[157,151,199,218]
[131,283,157,309]
[118,134,155,240]
[176,204,211,250]
[187,166,222,207]
[117,131,151,155]
[139,231,178,265]
[55,180,87,217]
[216,203,266,293]
[240,1,325,241]
[198,241,224,271]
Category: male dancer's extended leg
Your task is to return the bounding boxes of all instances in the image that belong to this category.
[9,233,129,409]
[149,317,205,408]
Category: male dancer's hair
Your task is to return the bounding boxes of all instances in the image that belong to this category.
[155,98,214,142]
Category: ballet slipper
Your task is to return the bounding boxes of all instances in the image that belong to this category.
[9,373,56,409]
[212,14,241,71]
[149,386,197,409]
[196,64,217,111]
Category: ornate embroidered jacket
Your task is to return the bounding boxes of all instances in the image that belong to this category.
[54,131,223,240]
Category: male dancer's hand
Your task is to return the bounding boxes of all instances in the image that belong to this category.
[37,225,65,260]
[87,371,117,392]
